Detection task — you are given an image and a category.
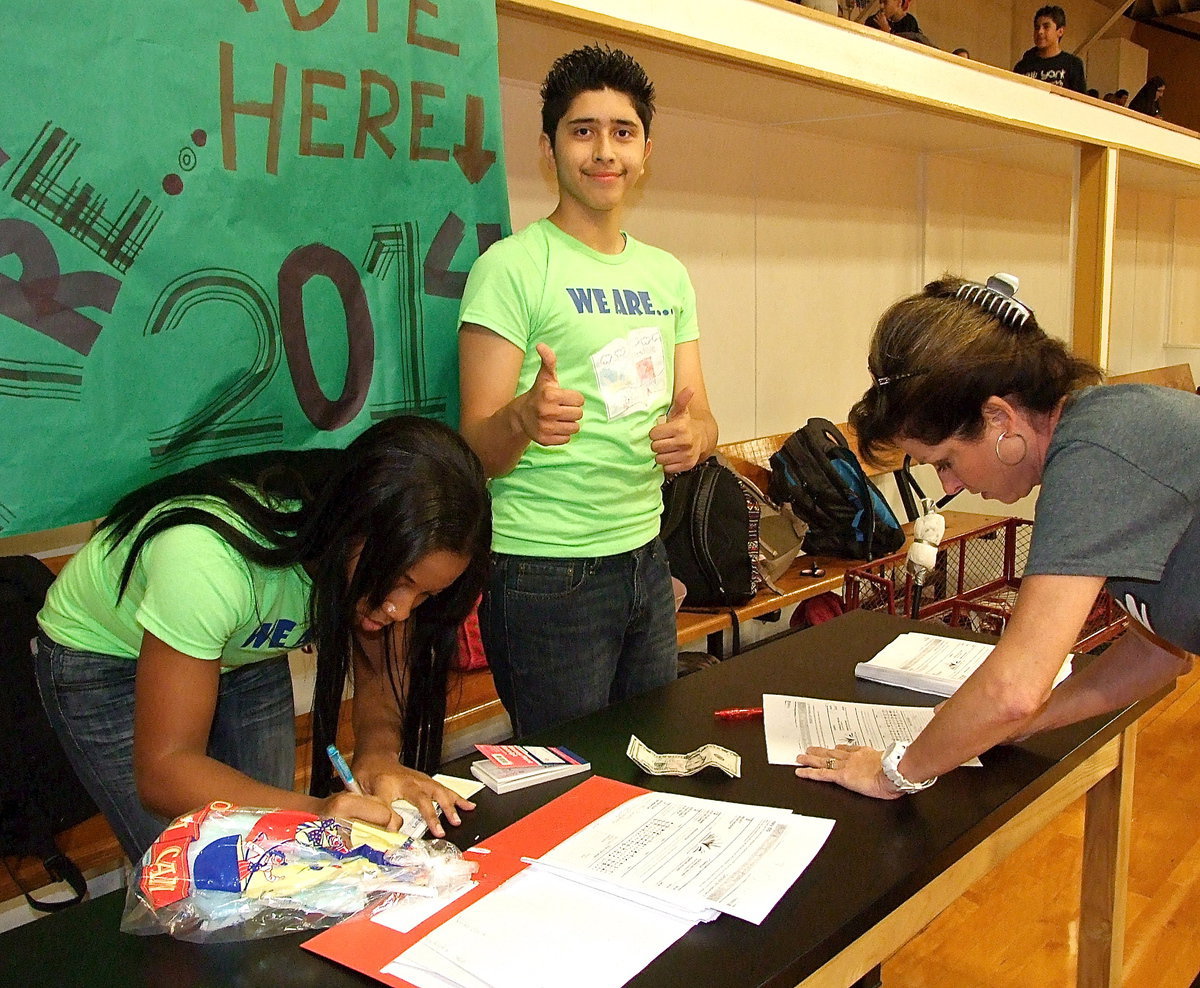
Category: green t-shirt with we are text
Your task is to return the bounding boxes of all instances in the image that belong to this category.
[459,218,700,557]
[39,497,312,671]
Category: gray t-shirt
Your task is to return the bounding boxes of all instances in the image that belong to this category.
[1026,384,1200,652]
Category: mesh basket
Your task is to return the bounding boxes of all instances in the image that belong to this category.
[842,517,1126,652]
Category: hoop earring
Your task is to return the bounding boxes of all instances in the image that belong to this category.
[995,431,1028,467]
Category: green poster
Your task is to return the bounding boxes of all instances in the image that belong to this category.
[0,0,509,535]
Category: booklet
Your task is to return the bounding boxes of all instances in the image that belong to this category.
[470,744,591,793]
[854,631,1072,697]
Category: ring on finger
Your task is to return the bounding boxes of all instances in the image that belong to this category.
[825,757,837,771]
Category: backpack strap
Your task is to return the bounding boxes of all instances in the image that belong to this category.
[2,832,89,913]
[659,466,699,543]
[828,446,876,561]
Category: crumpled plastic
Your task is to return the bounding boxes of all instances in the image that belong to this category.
[120,801,476,942]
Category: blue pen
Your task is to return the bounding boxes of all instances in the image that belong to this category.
[326,744,363,795]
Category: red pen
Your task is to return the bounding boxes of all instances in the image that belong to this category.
[714,706,764,721]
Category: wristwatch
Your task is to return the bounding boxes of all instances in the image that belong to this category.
[880,741,937,794]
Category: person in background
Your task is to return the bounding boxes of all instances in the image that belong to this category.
[1129,76,1165,118]
[796,275,1198,798]
[1086,88,1100,99]
[36,417,490,859]
[458,45,718,736]
[864,0,920,35]
[1012,5,1087,94]
[1113,88,1130,107]
[952,48,971,58]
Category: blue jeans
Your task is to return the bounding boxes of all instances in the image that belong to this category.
[34,634,295,862]
[480,538,678,736]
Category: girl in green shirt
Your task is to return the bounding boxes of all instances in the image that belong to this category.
[36,417,490,860]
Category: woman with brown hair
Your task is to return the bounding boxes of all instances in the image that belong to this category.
[796,275,1199,797]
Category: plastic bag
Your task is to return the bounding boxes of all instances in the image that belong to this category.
[121,801,476,942]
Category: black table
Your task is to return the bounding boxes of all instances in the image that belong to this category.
[3,610,1140,987]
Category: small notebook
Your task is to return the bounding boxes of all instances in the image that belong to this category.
[470,745,591,794]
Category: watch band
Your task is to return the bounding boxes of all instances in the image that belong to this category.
[880,741,937,793]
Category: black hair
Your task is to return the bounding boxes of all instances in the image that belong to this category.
[849,276,1102,466]
[101,416,491,795]
[1129,77,1166,116]
[1034,5,1066,29]
[540,44,655,149]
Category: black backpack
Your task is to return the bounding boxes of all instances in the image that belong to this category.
[660,458,761,607]
[0,555,98,911]
[767,419,905,561]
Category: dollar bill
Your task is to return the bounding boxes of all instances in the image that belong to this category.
[626,734,742,778]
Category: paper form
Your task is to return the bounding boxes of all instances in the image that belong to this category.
[763,694,982,767]
[529,791,834,925]
[384,866,694,988]
[371,881,476,935]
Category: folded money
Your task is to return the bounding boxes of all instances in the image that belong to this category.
[626,734,741,778]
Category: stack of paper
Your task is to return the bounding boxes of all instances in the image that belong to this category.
[469,744,591,793]
[854,632,1072,697]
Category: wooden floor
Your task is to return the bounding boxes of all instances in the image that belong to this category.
[883,658,1200,987]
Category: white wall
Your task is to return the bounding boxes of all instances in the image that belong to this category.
[1112,186,1174,374]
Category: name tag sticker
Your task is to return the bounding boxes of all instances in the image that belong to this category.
[590,327,666,420]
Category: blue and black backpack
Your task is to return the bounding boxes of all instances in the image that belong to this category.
[768,418,904,561]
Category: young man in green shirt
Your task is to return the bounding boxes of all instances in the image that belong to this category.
[458,45,718,735]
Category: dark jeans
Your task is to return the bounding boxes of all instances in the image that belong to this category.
[480,538,678,736]
[34,634,295,862]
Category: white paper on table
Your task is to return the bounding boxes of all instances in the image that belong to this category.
[530,790,834,925]
[763,694,983,768]
[384,866,694,988]
[855,632,1072,696]
[370,880,476,934]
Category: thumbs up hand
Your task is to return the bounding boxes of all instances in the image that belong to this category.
[650,387,703,474]
[516,343,584,447]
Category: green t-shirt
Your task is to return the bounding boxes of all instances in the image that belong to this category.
[459,219,701,556]
[38,497,313,671]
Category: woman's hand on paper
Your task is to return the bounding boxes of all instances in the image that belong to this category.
[795,744,902,800]
[354,752,476,838]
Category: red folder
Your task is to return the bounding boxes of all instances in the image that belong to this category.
[303,775,649,985]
